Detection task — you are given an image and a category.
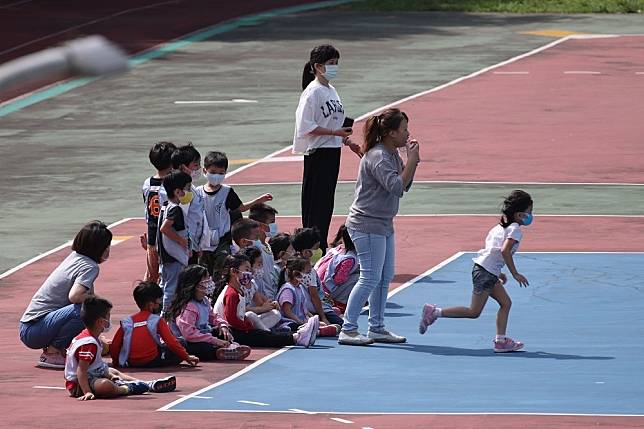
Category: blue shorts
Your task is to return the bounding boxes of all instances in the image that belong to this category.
[472,264,499,295]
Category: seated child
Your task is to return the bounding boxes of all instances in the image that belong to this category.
[277,255,340,337]
[239,247,281,331]
[268,232,294,292]
[168,265,251,361]
[314,225,360,314]
[248,203,280,299]
[196,151,272,279]
[110,282,199,367]
[65,296,176,400]
[291,227,344,327]
[220,254,319,348]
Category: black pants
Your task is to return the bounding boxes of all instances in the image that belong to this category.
[128,345,182,367]
[230,328,294,348]
[302,147,341,251]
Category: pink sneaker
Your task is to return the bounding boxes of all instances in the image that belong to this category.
[493,337,524,353]
[37,350,66,369]
[419,303,438,334]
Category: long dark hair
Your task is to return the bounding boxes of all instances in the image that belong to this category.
[499,190,533,228]
[166,265,208,320]
[363,108,409,154]
[330,225,355,252]
[301,44,340,90]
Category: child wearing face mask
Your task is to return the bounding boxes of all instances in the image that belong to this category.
[195,151,272,280]
[291,228,344,328]
[65,296,177,401]
[249,203,280,300]
[268,233,295,299]
[171,143,205,265]
[277,255,340,336]
[110,282,199,368]
[168,265,251,361]
[221,254,319,348]
[158,171,193,314]
[238,247,281,331]
[420,190,533,353]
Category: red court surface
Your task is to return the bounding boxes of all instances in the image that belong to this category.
[0,0,317,101]
[2,216,643,429]
[228,35,644,185]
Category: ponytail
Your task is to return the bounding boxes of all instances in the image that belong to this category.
[301,44,340,90]
[362,108,409,154]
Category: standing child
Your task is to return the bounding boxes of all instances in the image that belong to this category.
[419,190,533,353]
[291,227,344,327]
[110,282,199,367]
[221,254,319,348]
[196,151,272,278]
[168,265,252,361]
[240,247,282,331]
[65,296,176,400]
[315,225,360,314]
[141,141,176,283]
[158,171,192,313]
[171,143,205,264]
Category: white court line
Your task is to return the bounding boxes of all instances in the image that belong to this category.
[174,99,258,104]
[564,71,602,74]
[237,400,270,406]
[330,417,355,424]
[288,408,316,414]
[158,346,293,411]
[636,72,644,75]
[178,395,213,399]
[0,217,138,280]
[226,35,581,179]
[227,180,644,186]
[33,385,66,390]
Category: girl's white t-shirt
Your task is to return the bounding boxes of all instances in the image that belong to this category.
[292,79,345,154]
[472,223,523,276]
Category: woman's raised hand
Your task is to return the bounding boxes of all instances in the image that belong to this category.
[407,139,420,164]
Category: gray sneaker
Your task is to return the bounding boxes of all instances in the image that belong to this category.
[368,329,407,343]
[338,330,375,346]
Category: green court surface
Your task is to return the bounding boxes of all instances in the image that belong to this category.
[1,9,644,273]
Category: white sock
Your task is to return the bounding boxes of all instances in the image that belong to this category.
[434,308,442,317]
[495,335,506,341]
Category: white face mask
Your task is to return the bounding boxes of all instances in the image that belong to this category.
[205,172,225,186]
[102,319,112,333]
[323,64,338,80]
[190,169,201,180]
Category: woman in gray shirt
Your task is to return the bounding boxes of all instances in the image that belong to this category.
[19,221,112,368]
[339,108,420,346]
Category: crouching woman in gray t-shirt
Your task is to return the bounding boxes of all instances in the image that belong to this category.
[19,221,112,368]
[338,108,420,346]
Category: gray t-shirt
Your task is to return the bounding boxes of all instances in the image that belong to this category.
[20,252,99,323]
[345,144,408,236]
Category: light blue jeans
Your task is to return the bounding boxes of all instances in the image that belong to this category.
[160,261,183,313]
[342,229,395,333]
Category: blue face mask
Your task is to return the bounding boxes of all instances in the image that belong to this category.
[266,223,278,238]
[522,213,533,226]
[323,64,338,80]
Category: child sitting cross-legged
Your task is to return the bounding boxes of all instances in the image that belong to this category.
[168,265,251,361]
[65,296,176,401]
[110,281,199,368]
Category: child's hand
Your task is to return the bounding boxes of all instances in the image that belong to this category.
[186,355,200,366]
[220,326,234,342]
[259,193,273,203]
[344,138,363,158]
[498,273,507,285]
[271,301,280,310]
[139,233,148,250]
[513,273,529,287]
[214,339,231,348]
[178,236,188,249]
[78,392,95,401]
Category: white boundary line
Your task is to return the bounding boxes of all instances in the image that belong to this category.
[157,409,644,417]
[226,34,644,180]
[227,180,644,186]
[0,217,138,280]
[158,346,293,411]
